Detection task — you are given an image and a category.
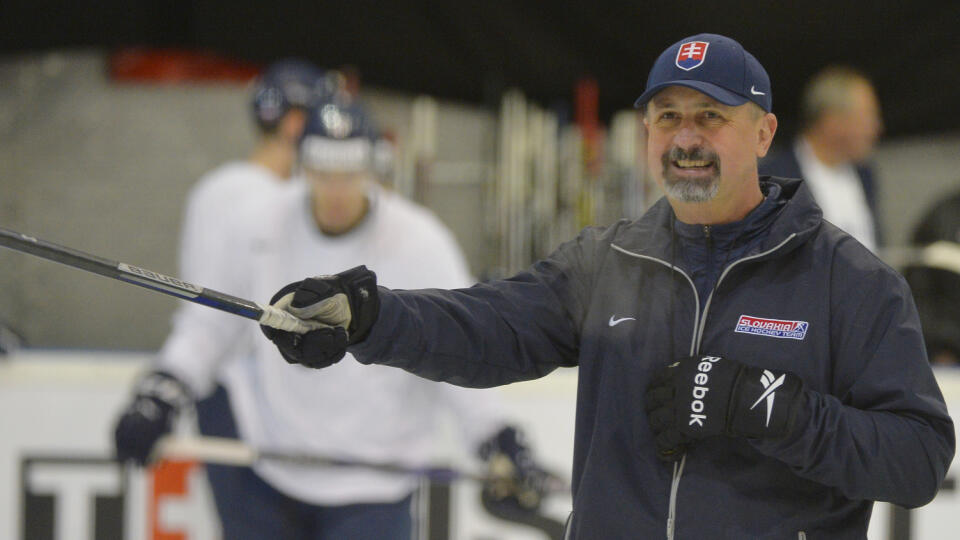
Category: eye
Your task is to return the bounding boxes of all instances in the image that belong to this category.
[697,110,730,125]
[657,111,680,122]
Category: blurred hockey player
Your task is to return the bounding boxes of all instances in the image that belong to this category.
[112,57,321,535]
[115,95,545,538]
[175,59,323,289]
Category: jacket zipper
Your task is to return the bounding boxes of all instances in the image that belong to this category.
[694,233,797,349]
[611,244,699,540]
[704,225,713,277]
[612,233,798,539]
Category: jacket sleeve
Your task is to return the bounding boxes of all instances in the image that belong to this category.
[348,227,602,388]
[752,248,956,508]
[401,208,513,448]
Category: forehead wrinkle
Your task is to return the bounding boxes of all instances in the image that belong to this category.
[649,93,727,111]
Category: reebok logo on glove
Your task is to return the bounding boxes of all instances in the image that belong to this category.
[750,370,786,427]
[645,354,804,461]
[688,356,721,428]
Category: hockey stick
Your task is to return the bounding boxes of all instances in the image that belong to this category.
[0,226,317,333]
[153,436,570,492]
[154,435,571,537]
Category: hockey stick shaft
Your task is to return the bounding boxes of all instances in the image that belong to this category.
[154,436,572,493]
[154,436,487,483]
[0,226,316,333]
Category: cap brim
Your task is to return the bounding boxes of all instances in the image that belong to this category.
[633,80,749,109]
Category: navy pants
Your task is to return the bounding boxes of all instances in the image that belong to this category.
[195,385,414,540]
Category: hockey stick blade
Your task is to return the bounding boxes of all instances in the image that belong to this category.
[0,226,318,333]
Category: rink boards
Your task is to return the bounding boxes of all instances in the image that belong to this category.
[0,350,958,540]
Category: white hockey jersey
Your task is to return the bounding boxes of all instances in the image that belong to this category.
[158,171,505,505]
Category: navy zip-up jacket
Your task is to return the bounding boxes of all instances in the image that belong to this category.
[675,180,785,312]
[350,177,954,539]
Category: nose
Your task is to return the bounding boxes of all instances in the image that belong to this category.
[672,121,704,148]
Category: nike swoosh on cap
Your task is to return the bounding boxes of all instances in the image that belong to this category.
[750,85,765,96]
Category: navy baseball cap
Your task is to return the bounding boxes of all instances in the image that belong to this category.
[634,33,772,112]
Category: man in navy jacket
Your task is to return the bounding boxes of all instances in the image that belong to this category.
[261,34,954,539]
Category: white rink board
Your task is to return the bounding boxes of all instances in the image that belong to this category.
[0,351,575,540]
[0,350,958,540]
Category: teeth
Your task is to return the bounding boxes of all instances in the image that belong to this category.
[675,160,711,168]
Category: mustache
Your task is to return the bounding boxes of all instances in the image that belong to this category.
[661,146,720,166]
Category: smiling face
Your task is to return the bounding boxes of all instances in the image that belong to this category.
[643,86,778,223]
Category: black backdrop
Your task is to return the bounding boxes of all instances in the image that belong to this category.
[3,1,959,138]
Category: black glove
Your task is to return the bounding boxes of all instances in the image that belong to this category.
[645,355,803,461]
[114,371,192,466]
[260,266,380,369]
[478,426,550,513]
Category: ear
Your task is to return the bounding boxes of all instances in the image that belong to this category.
[756,112,777,158]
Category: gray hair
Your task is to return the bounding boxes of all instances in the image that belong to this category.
[800,66,874,130]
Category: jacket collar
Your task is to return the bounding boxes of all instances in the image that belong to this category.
[611,176,822,262]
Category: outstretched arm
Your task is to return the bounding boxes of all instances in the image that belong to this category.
[351,268,582,387]
[262,227,606,387]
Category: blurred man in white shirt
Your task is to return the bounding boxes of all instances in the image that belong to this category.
[761,66,883,251]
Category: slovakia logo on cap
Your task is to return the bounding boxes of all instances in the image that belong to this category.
[675,41,709,71]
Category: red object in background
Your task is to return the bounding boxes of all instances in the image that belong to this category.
[575,77,604,176]
[109,48,262,83]
[575,77,599,141]
[149,460,198,540]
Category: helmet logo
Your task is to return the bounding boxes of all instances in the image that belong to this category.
[321,104,353,139]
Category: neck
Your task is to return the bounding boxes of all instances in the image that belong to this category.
[312,195,371,236]
[249,138,297,179]
[670,181,764,225]
[803,133,844,167]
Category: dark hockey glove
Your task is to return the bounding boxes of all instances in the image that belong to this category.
[478,426,551,513]
[645,355,803,461]
[114,371,192,466]
[260,266,380,369]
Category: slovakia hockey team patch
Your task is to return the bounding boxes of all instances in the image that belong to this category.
[735,315,809,340]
